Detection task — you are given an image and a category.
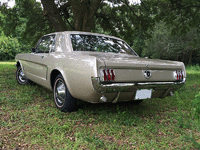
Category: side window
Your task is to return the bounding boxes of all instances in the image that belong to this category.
[36,36,50,53]
[36,35,55,53]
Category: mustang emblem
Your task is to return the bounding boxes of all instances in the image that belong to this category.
[144,70,151,79]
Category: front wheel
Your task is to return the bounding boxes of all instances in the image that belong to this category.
[16,66,30,85]
[53,74,77,112]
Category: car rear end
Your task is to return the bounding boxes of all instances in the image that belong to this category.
[69,32,186,103]
[92,55,186,103]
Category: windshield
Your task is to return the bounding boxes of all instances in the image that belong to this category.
[70,34,138,56]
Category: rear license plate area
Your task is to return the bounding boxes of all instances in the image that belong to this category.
[135,89,152,100]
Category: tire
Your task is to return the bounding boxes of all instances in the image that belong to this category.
[16,66,30,85]
[53,74,77,112]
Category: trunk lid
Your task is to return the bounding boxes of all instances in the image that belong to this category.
[79,52,185,82]
[90,53,183,70]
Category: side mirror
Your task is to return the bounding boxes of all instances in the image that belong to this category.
[32,48,36,53]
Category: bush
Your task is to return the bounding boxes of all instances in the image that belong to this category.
[186,64,200,71]
[0,32,20,60]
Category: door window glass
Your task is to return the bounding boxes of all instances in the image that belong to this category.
[36,35,55,53]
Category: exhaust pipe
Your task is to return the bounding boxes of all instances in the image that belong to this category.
[99,95,107,102]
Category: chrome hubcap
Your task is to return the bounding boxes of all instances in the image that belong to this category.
[19,69,26,83]
[55,80,66,105]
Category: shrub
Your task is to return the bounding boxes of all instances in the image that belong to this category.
[0,32,20,60]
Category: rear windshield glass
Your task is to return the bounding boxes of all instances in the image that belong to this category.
[70,34,138,55]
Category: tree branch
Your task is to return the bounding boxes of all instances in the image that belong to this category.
[66,19,75,30]
[60,1,71,10]
[141,1,149,12]
[58,1,75,30]
[123,0,140,20]
[185,5,200,8]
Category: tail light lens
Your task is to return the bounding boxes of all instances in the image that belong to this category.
[173,71,184,81]
[100,69,115,81]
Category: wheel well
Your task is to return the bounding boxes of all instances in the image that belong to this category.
[50,69,61,90]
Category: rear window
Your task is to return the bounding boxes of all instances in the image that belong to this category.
[70,34,138,55]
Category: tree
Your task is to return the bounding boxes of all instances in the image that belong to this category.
[142,22,200,65]
[148,0,200,35]
[1,0,200,64]
[39,0,154,43]
[0,0,155,46]
[0,31,20,60]
[39,0,200,45]
[41,0,68,31]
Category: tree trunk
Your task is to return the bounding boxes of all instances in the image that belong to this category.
[70,0,101,31]
[41,0,67,32]
[41,0,101,32]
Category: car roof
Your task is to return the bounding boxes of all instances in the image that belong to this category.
[45,31,122,41]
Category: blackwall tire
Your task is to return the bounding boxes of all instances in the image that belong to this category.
[53,74,77,112]
[16,66,30,85]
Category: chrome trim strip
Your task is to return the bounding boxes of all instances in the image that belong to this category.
[91,77,186,93]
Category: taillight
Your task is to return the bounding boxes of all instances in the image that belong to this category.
[100,69,115,81]
[103,70,107,81]
[173,71,184,81]
[111,69,115,80]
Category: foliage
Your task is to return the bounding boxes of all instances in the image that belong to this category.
[0,32,20,60]
[142,22,200,65]
[131,30,146,56]
[16,0,55,46]
[0,62,200,149]
[0,26,31,60]
[150,0,200,36]
[1,0,200,63]
[95,1,154,43]
[0,3,20,37]
[0,0,154,45]
[0,0,54,47]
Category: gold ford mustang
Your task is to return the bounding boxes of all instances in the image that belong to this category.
[15,31,186,112]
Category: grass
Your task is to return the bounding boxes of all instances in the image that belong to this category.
[0,62,200,149]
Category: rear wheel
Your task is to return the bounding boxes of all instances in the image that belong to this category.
[16,66,30,85]
[53,74,77,112]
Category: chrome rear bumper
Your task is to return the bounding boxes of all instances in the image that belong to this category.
[91,77,186,93]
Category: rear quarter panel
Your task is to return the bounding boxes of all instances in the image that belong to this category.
[54,53,100,102]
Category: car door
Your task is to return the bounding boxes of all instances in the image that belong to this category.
[24,35,55,83]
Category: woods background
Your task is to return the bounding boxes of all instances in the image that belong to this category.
[0,0,200,65]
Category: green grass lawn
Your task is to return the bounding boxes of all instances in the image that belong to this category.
[0,62,200,149]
